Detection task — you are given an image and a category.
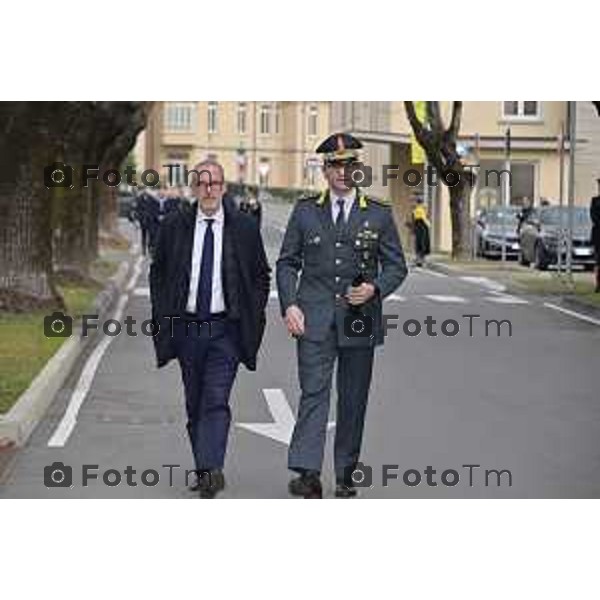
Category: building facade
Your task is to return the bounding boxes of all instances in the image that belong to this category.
[134,101,599,253]
[332,101,599,251]
[135,101,331,191]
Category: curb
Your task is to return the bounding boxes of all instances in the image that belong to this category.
[0,256,136,449]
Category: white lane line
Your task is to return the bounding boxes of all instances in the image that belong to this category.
[385,294,406,302]
[47,260,143,448]
[133,287,150,297]
[543,302,600,327]
[126,256,144,292]
[424,294,468,303]
[459,276,506,293]
[484,294,529,305]
[414,267,448,278]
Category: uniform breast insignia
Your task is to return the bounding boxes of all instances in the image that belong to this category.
[307,234,321,245]
[353,226,379,285]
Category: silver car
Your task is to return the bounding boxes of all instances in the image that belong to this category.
[474,206,521,259]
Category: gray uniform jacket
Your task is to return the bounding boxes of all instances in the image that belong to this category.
[276,189,408,347]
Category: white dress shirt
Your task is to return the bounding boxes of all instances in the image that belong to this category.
[331,192,355,225]
[186,203,226,314]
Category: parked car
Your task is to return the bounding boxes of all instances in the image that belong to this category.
[518,206,595,270]
[473,206,521,259]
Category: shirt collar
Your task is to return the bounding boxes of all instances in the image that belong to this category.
[196,201,224,224]
[332,190,355,205]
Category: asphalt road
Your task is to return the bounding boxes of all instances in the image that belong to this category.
[1,202,599,498]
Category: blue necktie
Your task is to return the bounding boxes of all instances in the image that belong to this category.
[196,218,214,318]
[335,199,345,231]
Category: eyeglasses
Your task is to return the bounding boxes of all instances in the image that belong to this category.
[197,181,225,188]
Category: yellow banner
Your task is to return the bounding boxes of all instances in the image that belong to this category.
[410,101,426,164]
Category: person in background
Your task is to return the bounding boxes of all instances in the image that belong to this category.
[239,190,262,226]
[517,196,534,235]
[590,179,600,293]
[409,195,431,267]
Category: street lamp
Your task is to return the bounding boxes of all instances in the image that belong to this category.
[258,160,270,195]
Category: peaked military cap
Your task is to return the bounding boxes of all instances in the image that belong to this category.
[316,132,363,165]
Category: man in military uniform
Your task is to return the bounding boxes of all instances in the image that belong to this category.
[276,133,408,498]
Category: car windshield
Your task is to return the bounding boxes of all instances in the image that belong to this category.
[540,207,591,226]
[485,208,520,224]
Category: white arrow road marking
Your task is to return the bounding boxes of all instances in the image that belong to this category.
[459,276,506,293]
[47,256,144,447]
[424,294,468,303]
[237,388,335,446]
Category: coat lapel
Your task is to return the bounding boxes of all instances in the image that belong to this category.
[315,189,335,240]
[347,188,367,238]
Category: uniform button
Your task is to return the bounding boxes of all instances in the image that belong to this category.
[335,276,340,283]
[335,242,342,248]
[335,293,341,299]
[335,258,342,265]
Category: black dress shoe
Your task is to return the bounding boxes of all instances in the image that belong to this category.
[289,471,322,499]
[189,469,225,498]
[335,482,358,498]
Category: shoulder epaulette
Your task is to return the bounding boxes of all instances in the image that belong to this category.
[367,195,392,207]
[297,192,321,203]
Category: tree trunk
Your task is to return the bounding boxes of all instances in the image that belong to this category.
[87,181,100,262]
[448,182,473,259]
[53,168,93,281]
[98,163,119,234]
[0,147,61,311]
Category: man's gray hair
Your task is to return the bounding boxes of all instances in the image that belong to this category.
[187,158,225,186]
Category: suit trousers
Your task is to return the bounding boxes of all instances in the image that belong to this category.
[174,317,240,471]
[288,323,375,481]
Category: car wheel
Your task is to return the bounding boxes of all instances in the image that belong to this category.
[534,243,549,271]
